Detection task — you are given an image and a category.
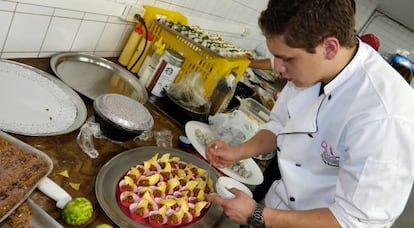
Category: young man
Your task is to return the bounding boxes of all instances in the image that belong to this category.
[206,0,414,227]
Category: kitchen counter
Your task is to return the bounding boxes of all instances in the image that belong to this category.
[5,57,236,227]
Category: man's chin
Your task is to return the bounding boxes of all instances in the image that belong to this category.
[291,81,313,89]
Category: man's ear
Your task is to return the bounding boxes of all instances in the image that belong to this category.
[322,37,339,60]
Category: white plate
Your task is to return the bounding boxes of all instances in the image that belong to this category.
[0,60,87,136]
[216,176,253,199]
[185,120,263,185]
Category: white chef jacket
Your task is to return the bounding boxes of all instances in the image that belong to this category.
[261,41,414,227]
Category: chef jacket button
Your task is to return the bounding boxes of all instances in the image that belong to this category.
[328,94,332,100]
[289,197,295,202]
[276,147,281,152]
[307,133,313,138]
[295,163,301,167]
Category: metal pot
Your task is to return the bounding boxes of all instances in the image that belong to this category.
[93,93,154,142]
[165,91,209,123]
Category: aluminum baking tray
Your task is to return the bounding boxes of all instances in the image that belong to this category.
[50,52,148,103]
[0,130,53,223]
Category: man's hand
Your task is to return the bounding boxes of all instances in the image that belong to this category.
[206,188,256,224]
[205,140,239,168]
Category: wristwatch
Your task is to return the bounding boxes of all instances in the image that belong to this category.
[247,203,265,228]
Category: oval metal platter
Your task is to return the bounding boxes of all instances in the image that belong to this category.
[0,59,87,136]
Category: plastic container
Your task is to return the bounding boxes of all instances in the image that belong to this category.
[138,38,166,87]
[127,31,154,73]
[93,93,154,141]
[227,81,255,111]
[238,97,270,125]
[147,49,184,97]
[118,25,144,66]
[138,37,165,76]
[209,72,237,114]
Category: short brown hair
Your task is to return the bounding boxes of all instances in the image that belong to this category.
[259,0,356,53]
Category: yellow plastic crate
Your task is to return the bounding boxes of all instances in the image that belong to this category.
[142,5,250,98]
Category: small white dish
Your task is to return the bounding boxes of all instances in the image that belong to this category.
[215,176,253,199]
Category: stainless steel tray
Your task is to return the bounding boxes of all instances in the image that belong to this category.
[0,130,53,223]
[50,52,148,103]
[96,146,223,228]
[0,199,63,228]
[27,199,63,228]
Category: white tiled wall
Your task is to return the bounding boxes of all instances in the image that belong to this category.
[0,0,413,62]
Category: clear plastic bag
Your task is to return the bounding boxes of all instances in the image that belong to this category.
[76,117,153,158]
[168,72,207,108]
[76,117,103,159]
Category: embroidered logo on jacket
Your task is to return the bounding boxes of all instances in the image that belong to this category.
[320,140,339,167]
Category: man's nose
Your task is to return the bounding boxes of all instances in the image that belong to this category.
[273,58,286,73]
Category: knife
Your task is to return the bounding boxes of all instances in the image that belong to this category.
[27,199,63,228]
[37,177,72,209]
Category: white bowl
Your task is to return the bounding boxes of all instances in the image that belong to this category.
[215,176,253,199]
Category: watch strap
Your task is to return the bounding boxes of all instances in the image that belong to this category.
[248,203,265,228]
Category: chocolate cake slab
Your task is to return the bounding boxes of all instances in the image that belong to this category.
[0,131,53,223]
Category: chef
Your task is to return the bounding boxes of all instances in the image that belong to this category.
[205,0,414,227]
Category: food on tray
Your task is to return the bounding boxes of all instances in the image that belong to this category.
[117,153,213,226]
[195,128,215,145]
[4,202,32,228]
[230,161,252,178]
[62,197,94,226]
[194,128,252,178]
[0,138,49,220]
[158,18,252,58]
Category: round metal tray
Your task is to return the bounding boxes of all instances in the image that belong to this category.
[50,52,148,103]
[95,146,223,228]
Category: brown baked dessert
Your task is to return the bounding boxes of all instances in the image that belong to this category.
[0,137,48,221]
[4,201,33,228]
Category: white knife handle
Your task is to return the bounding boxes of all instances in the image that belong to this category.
[37,177,72,209]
